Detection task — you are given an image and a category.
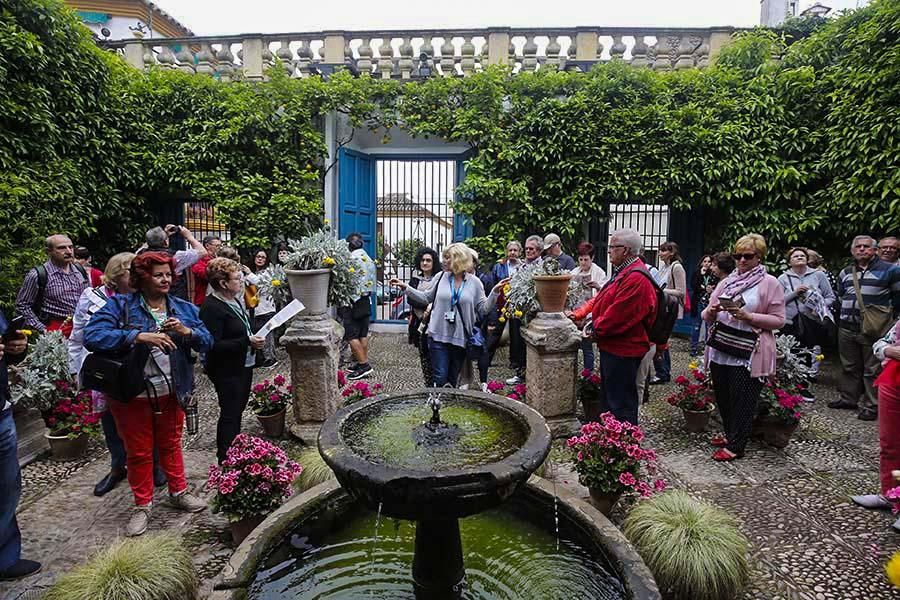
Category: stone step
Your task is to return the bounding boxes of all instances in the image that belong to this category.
[13,405,47,466]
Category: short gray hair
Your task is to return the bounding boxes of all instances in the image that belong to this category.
[610,228,642,256]
[146,227,167,248]
[506,240,523,252]
[851,235,874,249]
[525,235,544,251]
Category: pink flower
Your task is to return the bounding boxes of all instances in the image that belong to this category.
[619,472,637,486]
[581,368,592,378]
[514,384,527,396]
[674,375,689,385]
[273,374,286,386]
[337,371,347,386]
[252,383,265,394]
[487,381,505,393]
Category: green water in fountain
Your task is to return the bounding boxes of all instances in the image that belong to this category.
[342,397,528,471]
[248,498,626,599]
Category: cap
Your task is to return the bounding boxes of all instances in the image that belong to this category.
[543,233,561,247]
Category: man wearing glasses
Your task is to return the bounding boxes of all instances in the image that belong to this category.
[878,236,900,266]
[830,235,900,420]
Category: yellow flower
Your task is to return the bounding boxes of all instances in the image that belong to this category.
[886,551,900,588]
[323,257,336,267]
[324,218,330,224]
[270,279,282,287]
[362,257,368,263]
[20,329,33,337]
[503,285,511,295]
[349,267,355,273]
[365,282,372,288]
[514,310,523,318]
[816,354,825,362]
[498,316,506,323]
[688,360,699,371]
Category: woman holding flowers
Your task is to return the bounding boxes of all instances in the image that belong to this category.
[391,243,509,388]
[84,252,213,537]
[200,258,266,464]
[702,234,785,461]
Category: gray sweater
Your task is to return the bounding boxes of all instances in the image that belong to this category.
[404,272,498,348]
[778,267,835,324]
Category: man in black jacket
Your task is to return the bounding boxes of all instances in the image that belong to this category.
[0,310,41,581]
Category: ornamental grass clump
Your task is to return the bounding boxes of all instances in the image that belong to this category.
[623,490,749,600]
[43,533,197,600]
[292,447,336,492]
[567,412,665,497]
[207,434,303,522]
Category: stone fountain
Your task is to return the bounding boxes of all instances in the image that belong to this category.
[318,388,552,598]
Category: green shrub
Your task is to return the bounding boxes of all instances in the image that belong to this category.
[292,447,336,492]
[43,533,198,600]
[623,490,749,600]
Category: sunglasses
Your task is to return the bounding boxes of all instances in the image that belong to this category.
[732,253,757,261]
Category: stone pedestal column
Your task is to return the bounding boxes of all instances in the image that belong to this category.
[282,314,343,445]
[521,312,582,438]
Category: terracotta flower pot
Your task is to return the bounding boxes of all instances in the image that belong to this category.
[533,274,572,313]
[681,407,713,433]
[256,408,286,438]
[588,488,623,516]
[45,432,89,461]
[754,415,799,448]
[284,268,331,315]
[230,513,267,545]
[580,395,607,424]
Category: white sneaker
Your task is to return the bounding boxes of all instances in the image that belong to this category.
[126,505,151,537]
[459,384,469,390]
[481,382,489,392]
[505,375,523,385]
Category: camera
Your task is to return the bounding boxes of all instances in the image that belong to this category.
[165,224,183,237]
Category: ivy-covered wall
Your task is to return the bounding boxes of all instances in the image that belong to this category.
[1,0,898,307]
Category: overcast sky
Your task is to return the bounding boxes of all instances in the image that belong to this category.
[153,0,867,36]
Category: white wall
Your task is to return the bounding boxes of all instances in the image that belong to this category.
[80,17,169,40]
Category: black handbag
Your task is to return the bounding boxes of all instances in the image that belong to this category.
[80,300,151,402]
[707,321,759,360]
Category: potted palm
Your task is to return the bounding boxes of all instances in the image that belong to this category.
[282,228,366,315]
[249,375,291,438]
[207,434,303,544]
[664,366,716,432]
[567,412,666,515]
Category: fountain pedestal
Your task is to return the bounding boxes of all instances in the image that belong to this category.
[521,312,581,438]
[282,313,343,444]
[413,518,465,598]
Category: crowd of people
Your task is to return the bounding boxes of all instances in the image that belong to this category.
[0,226,898,580]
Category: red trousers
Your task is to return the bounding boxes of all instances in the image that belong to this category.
[879,383,900,495]
[108,395,187,506]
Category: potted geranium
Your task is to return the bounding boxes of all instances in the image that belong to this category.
[249,375,291,438]
[664,367,715,432]
[44,383,101,460]
[503,257,580,320]
[567,412,666,515]
[577,369,605,423]
[207,434,303,544]
[282,227,366,315]
[755,383,803,448]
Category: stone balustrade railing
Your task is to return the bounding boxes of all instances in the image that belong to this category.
[113,27,736,80]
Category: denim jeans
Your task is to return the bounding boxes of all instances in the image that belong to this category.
[580,339,595,372]
[429,338,467,388]
[652,348,671,381]
[101,410,127,471]
[690,308,707,354]
[0,407,21,571]
[598,351,642,425]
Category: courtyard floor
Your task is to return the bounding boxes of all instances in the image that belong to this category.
[1,333,898,599]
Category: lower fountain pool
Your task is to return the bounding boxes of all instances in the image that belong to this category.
[247,495,627,599]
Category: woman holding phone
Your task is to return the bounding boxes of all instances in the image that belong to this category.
[702,234,785,462]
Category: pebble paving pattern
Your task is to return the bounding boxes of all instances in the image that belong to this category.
[2,333,899,599]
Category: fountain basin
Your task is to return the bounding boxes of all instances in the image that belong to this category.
[213,477,661,600]
[318,389,552,521]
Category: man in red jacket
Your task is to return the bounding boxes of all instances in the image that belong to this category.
[591,229,658,424]
[191,236,222,306]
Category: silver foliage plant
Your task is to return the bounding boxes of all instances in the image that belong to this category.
[774,334,817,389]
[10,330,73,412]
[503,256,581,320]
[282,227,367,308]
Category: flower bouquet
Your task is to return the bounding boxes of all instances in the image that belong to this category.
[665,368,715,432]
[207,434,303,544]
[567,412,665,514]
[577,369,605,423]
[249,374,292,437]
[283,227,366,310]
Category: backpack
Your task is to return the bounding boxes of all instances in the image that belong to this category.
[31,263,88,318]
[631,269,679,345]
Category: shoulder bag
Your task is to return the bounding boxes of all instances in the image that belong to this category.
[786,277,828,348]
[706,321,759,360]
[852,267,893,343]
[80,298,151,402]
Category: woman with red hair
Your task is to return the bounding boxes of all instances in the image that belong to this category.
[84,252,213,537]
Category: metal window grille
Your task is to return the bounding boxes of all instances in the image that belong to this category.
[604,203,670,272]
[183,201,231,244]
[375,159,456,321]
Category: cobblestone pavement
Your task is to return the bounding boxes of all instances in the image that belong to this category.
[2,333,899,599]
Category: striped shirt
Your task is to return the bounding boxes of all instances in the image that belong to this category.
[14,261,88,331]
[836,258,900,331]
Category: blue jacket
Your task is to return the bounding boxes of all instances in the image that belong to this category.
[83,292,213,402]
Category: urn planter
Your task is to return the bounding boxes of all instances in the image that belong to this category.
[580,393,607,424]
[284,268,331,315]
[256,409,286,438]
[754,416,799,448]
[533,274,572,313]
[45,432,89,461]
[681,407,714,433]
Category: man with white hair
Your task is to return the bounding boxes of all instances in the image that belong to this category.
[590,229,658,424]
[506,235,545,385]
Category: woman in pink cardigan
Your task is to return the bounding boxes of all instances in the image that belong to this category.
[702,234,785,461]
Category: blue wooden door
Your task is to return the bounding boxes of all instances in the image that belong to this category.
[338,148,377,257]
[452,157,473,241]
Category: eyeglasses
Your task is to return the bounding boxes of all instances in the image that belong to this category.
[853,244,873,249]
[608,244,626,250]
[732,253,757,261]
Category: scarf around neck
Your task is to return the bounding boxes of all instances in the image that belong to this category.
[720,264,767,299]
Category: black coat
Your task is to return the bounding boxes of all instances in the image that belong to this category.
[1,310,27,407]
[199,296,252,379]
